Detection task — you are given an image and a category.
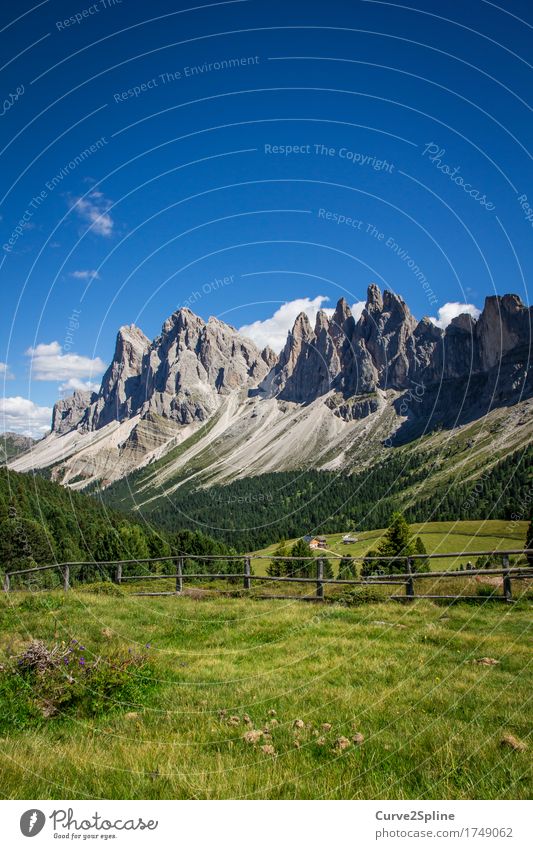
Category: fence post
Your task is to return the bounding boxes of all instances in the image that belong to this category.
[406,558,415,601]
[3,573,10,593]
[63,564,70,592]
[243,557,251,590]
[115,563,122,585]
[176,557,183,594]
[502,555,512,603]
[316,558,324,600]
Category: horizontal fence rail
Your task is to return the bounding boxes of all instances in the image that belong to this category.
[2,550,532,603]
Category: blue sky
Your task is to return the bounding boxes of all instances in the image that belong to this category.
[1,0,532,434]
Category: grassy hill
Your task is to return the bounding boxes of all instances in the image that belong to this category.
[0,591,530,799]
[251,520,529,575]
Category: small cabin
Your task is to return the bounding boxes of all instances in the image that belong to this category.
[342,534,358,544]
[309,536,327,550]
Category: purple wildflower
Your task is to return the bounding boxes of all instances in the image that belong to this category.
[79,657,85,666]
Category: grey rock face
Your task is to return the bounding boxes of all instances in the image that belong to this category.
[272,285,532,410]
[325,393,380,422]
[50,287,532,442]
[51,309,269,434]
[52,390,97,434]
[89,325,150,429]
[476,293,530,370]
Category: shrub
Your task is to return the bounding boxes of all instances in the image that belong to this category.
[476,585,499,598]
[0,639,155,732]
[17,593,65,612]
[337,586,384,606]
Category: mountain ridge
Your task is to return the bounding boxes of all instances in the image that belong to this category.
[10,284,532,496]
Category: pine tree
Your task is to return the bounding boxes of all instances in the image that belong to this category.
[413,536,430,572]
[268,540,289,577]
[362,512,415,576]
[289,538,313,577]
[338,556,357,579]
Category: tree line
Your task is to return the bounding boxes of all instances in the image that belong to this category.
[124,445,533,552]
[0,468,236,585]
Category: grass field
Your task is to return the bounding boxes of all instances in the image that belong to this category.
[0,588,531,800]
[251,520,529,574]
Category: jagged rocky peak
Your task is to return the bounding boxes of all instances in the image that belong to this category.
[47,288,532,444]
[261,345,278,369]
[88,324,150,430]
[449,313,476,332]
[476,292,531,370]
[52,389,97,435]
[329,298,354,350]
[366,282,383,312]
[314,309,330,335]
[350,284,417,389]
[333,296,352,323]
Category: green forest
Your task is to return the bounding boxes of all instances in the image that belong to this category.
[0,468,234,584]
[0,441,531,582]
[113,444,533,551]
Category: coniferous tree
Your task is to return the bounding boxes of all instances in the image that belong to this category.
[268,539,289,577]
[289,538,313,577]
[362,512,415,576]
[413,536,430,572]
[338,556,357,579]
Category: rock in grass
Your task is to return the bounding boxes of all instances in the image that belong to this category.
[261,744,276,756]
[227,715,240,725]
[243,713,252,725]
[243,730,263,744]
[293,719,305,729]
[352,732,365,745]
[475,657,500,666]
[333,736,351,752]
[322,723,332,732]
[316,736,326,746]
[500,734,526,752]
[268,709,277,717]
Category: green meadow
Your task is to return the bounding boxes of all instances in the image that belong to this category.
[251,519,529,574]
[0,587,531,800]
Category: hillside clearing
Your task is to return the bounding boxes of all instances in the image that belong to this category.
[251,520,529,575]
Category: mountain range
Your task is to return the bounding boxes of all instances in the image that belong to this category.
[10,285,533,510]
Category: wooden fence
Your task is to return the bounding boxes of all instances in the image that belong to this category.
[2,549,532,603]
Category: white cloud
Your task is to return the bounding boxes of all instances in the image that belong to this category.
[429,302,481,329]
[70,269,100,281]
[0,396,52,436]
[70,190,114,237]
[239,296,365,352]
[26,341,106,382]
[0,362,14,379]
[349,301,366,322]
[59,378,100,394]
